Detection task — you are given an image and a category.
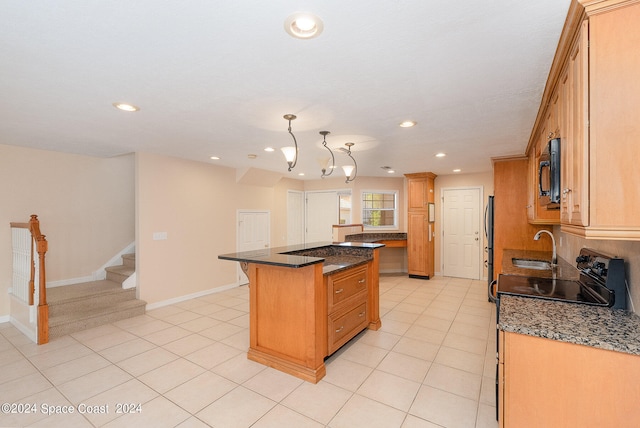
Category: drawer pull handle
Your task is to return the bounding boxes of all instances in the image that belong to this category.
[335,288,344,294]
[358,311,365,317]
[358,279,365,284]
[336,326,344,333]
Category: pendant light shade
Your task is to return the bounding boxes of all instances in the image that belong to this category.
[342,142,357,183]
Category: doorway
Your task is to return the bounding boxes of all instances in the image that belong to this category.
[237,210,270,284]
[287,190,304,245]
[441,187,483,279]
[305,191,339,243]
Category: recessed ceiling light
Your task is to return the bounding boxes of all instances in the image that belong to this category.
[453,169,461,173]
[399,120,416,128]
[284,12,324,39]
[248,154,257,159]
[298,172,305,176]
[435,152,446,158]
[381,166,395,174]
[112,102,139,112]
[210,156,220,160]
[264,147,275,152]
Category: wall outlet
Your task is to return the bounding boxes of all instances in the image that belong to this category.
[153,232,168,240]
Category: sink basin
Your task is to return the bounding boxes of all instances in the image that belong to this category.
[511,258,552,270]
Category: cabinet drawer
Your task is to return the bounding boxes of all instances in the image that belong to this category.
[327,265,368,310]
[328,301,368,354]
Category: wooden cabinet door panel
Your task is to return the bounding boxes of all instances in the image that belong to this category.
[327,265,368,310]
[407,212,427,275]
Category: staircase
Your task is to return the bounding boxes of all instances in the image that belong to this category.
[47,254,146,339]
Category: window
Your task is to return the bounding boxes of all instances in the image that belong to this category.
[362,191,397,228]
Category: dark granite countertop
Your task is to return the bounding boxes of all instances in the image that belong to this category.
[344,232,407,243]
[499,295,640,356]
[218,241,384,275]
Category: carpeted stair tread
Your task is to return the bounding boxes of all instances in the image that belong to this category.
[49,299,147,325]
[105,265,134,275]
[122,253,135,268]
[48,299,146,339]
[47,280,126,304]
[44,253,144,340]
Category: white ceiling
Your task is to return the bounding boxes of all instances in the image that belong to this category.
[0,1,571,179]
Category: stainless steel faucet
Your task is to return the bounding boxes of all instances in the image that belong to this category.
[534,230,557,265]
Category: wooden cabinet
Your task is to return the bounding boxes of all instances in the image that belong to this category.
[326,264,369,354]
[405,172,436,279]
[246,248,381,383]
[499,330,640,427]
[560,19,589,228]
[529,0,640,240]
[526,130,561,225]
[575,0,640,239]
[493,157,551,278]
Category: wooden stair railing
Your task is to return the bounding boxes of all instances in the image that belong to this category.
[10,215,49,344]
[30,215,49,344]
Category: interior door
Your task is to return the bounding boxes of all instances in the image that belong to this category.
[237,210,270,284]
[305,191,338,243]
[442,188,481,279]
[287,190,304,245]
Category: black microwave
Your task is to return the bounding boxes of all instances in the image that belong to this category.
[538,138,561,209]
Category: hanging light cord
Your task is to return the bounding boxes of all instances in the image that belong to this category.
[285,115,298,171]
[320,131,334,178]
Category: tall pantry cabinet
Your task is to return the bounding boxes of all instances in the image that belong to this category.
[405,172,437,279]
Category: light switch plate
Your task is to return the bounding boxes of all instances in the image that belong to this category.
[153,232,168,240]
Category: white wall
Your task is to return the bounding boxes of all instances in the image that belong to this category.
[135,152,303,306]
[0,144,135,317]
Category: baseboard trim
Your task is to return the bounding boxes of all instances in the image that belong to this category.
[9,316,37,343]
[0,315,10,324]
[145,282,241,311]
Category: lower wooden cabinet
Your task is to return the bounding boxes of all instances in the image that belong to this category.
[328,301,367,354]
[499,330,640,427]
[326,265,369,354]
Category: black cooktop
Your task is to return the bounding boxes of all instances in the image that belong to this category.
[497,274,611,306]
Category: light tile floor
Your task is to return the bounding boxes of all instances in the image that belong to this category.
[0,275,498,428]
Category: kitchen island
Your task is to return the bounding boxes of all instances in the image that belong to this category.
[218,242,383,383]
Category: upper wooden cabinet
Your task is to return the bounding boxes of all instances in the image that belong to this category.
[405,172,436,279]
[407,173,433,211]
[559,19,589,228]
[527,0,640,240]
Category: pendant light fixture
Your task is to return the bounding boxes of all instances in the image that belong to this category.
[281,114,298,171]
[319,130,335,178]
[341,142,358,183]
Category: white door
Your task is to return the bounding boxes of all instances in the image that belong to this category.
[287,190,304,245]
[305,191,338,243]
[442,188,482,279]
[237,210,270,284]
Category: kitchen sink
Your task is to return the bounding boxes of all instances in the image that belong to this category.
[511,258,552,270]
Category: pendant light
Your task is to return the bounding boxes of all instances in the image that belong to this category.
[281,114,298,171]
[341,142,358,183]
[319,131,335,178]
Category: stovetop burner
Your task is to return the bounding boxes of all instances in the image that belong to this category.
[497,275,610,305]
[497,248,626,308]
